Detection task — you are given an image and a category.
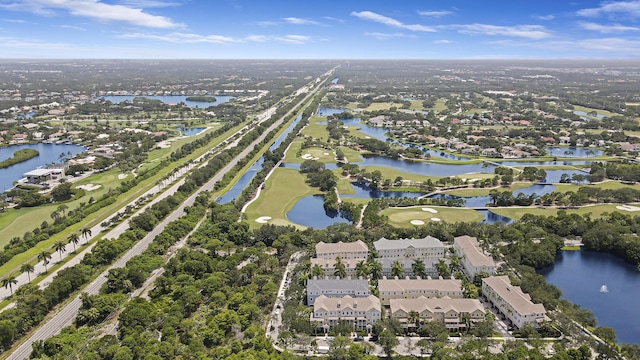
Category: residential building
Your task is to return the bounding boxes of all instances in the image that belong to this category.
[377,258,440,279]
[379,277,463,305]
[310,295,381,333]
[315,240,369,260]
[310,257,362,278]
[23,168,64,184]
[307,278,370,305]
[482,275,548,329]
[453,235,497,279]
[374,236,445,259]
[389,296,485,331]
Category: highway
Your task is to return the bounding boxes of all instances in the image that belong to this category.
[5,71,331,360]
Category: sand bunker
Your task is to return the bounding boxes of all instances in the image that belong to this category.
[118,174,128,180]
[156,140,172,149]
[410,220,425,225]
[421,207,438,214]
[431,217,441,222]
[616,205,640,212]
[255,216,272,224]
[301,153,319,160]
[77,184,101,191]
[323,152,329,156]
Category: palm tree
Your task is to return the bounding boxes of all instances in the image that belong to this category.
[38,251,52,273]
[54,240,66,262]
[81,227,92,243]
[355,260,369,279]
[411,259,426,278]
[311,264,324,278]
[68,233,80,253]
[2,275,18,296]
[391,260,404,278]
[334,256,347,279]
[56,204,68,218]
[20,263,35,282]
[408,310,420,330]
[369,260,382,280]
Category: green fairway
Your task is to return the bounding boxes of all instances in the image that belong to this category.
[554,180,640,192]
[355,165,440,182]
[337,146,362,163]
[443,183,532,197]
[382,206,484,228]
[489,203,640,220]
[336,178,356,194]
[244,168,321,229]
[301,115,329,140]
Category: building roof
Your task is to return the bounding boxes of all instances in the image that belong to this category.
[24,168,54,176]
[377,258,439,269]
[379,278,462,293]
[374,236,444,251]
[308,279,369,293]
[482,275,546,315]
[454,235,496,268]
[316,240,369,255]
[314,295,381,312]
[390,297,484,315]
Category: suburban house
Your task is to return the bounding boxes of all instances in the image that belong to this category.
[23,168,64,184]
[315,240,369,260]
[310,295,382,333]
[378,277,463,305]
[306,278,370,305]
[376,258,440,279]
[389,296,485,331]
[310,257,362,278]
[374,236,445,260]
[482,275,548,329]
[453,235,497,279]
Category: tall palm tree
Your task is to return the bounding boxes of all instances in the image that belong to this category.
[54,240,66,262]
[2,275,18,296]
[391,260,404,278]
[311,264,324,278]
[411,259,427,278]
[20,263,35,282]
[355,260,369,279]
[408,310,420,330]
[38,251,52,273]
[81,227,92,243]
[68,233,80,253]
[369,260,382,281]
[334,256,347,279]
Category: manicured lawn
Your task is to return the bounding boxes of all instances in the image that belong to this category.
[409,100,424,110]
[337,146,362,163]
[454,173,497,181]
[490,203,638,220]
[336,178,356,195]
[466,108,491,115]
[284,138,304,162]
[572,105,620,118]
[346,125,375,139]
[382,206,484,228]
[431,99,447,112]
[301,116,329,140]
[555,180,640,192]
[354,165,440,182]
[443,183,532,197]
[244,168,321,229]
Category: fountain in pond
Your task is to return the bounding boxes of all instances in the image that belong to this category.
[600,284,609,293]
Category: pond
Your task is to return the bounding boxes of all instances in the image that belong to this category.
[539,251,640,345]
[286,194,350,228]
[176,127,206,136]
[573,110,606,119]
[101,95,235,108]
[0,143,86,192]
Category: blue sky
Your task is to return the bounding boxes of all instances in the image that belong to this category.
[1,0,640,58]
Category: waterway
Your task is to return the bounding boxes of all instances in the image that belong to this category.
[539,251,640,345]
[176,127,206,136]
[0,143,86,192]
[101,95,235,108]
[215,113,303,204]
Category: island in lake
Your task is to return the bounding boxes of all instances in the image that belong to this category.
[185,96,217,102]
[0,148,39,169]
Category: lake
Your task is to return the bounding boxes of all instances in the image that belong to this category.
[545,147,603,158]
[176,127,206,136]
[0,143,86,191]
[539,251,640,345]
[101,95,235,108]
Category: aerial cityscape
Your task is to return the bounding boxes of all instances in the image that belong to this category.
[1,1,640,359]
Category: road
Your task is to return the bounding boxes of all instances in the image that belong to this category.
[6,72,331,360]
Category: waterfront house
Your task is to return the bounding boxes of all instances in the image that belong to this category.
[482,275,548,329]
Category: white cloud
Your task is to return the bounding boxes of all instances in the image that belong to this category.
[60,24,87,31]
[121,32,236,43]
[535,15,555,20]
[452,23,552,39]
[417,10,453,17]
[322,16,344,23]
[115,0,181,8]
[2,18,27,23]
[433,39,453,44]
[577,0,640,18]
[257,20,278,27]
[351,11,436,32]
[574,37,640,54]
[0,0,181,28]
[580,21,640,32]
[277,34,311,44]
[364,32,410,40]
[282,17,319,25]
